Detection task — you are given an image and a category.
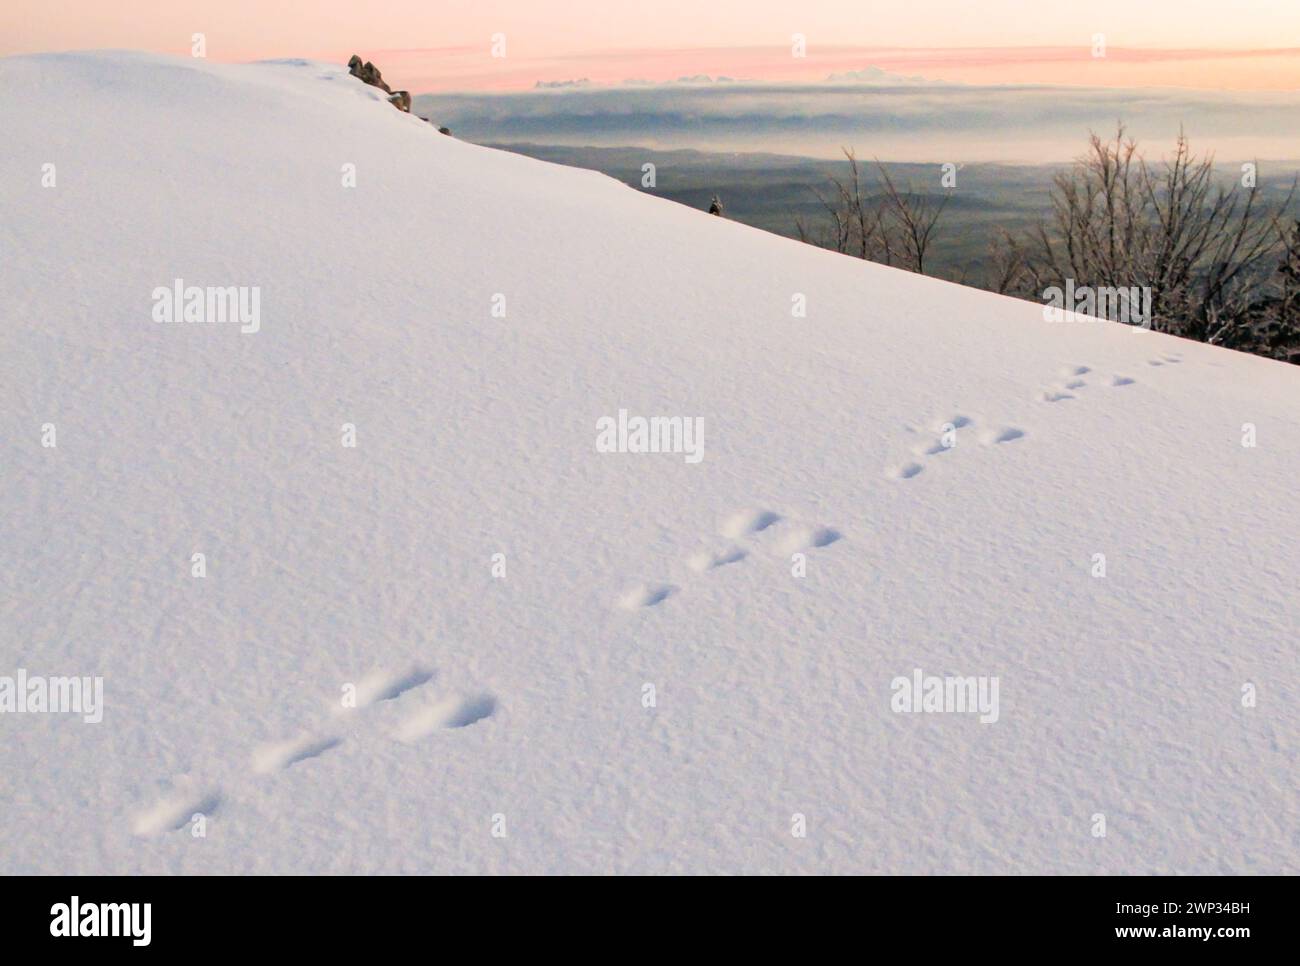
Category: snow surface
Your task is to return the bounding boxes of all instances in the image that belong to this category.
[1,51,1297,875]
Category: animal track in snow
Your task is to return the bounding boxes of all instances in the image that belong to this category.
[891,355,1180,485]
[251,734,342,775]
[713,509,840,562]
[393,693,497,742]
[890,416,1000,480]
[335,665,434,713]
[914,420,967,456]
[687,545,748,572]
[620,508,842,609]
[890,461,925,479]
[776,525,843,554]
[618,582,677,609]
[134,665,492,834]
[985,427,1025,444]
[1040,361,1155,401]
[132,784,221,836]
[720,508,782,538]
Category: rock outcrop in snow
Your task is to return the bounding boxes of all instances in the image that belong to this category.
[347,53,410,112]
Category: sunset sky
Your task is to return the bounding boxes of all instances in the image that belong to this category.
[4,0,1300,91]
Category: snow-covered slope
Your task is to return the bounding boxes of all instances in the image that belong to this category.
[2,51,1296,875]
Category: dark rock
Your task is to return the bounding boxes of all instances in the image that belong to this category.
[345,55,414,114]
[346,54,392,94]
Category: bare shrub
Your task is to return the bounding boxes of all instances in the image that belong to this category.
[1011,126,1294,343]
[797,149,948,275]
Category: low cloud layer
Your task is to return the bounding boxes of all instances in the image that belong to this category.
[416,81,1300,162]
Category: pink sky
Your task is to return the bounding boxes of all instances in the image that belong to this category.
[3,0,1299,92]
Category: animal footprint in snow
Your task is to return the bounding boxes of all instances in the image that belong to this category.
[687,545,748,572]
[716,510,842,558]
[933,415,972,433]
[620,508,841,608]
[982,427,1025,445]
[914,417,969,456]
[1043,365,1090,399]
[133,781,221,837]
[1042,363,1145,401]
[251,733,341,775]
[618,582,676,609]
[776,525,842,554]
[890,417,972,479]
[332,664,433,715]
[135,666,489,831]
[914,439,954,457]
[393,693,497,742]
[889,461,925,480]
[720,508,782,538]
